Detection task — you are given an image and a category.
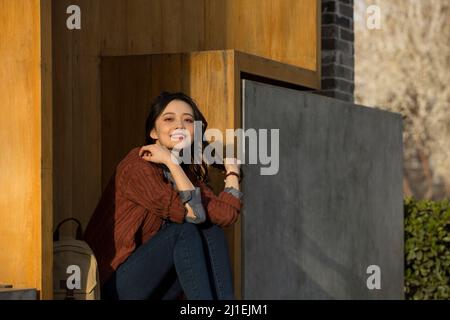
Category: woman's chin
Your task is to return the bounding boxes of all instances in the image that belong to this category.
[171,141,191,150]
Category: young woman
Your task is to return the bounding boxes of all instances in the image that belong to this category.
[83,91,243,300]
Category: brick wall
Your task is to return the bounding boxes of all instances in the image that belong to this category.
[320,0,355,102]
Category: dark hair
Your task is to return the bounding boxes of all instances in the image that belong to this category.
[145,91,220,184]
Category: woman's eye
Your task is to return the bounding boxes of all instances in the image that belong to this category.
[185,118,194,123]
[164,118,173,122]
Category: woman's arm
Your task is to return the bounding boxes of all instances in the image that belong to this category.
[166,161,195,191]
[167,157,243,224]
[139,144,199,221]
[198,180,242,227]
[166,161,200,222]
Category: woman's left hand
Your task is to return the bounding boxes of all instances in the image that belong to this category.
[139,144,174,165]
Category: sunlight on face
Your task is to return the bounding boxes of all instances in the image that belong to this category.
[150,99,195,150]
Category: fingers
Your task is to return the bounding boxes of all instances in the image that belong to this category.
[139,149,149,157]
[141,151,152,160]
[139,145,153,157]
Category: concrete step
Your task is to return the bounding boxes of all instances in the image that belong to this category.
[0,288,37,300]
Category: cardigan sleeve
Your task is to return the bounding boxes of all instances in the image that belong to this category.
[198,180,243,227]
[121,160,187,223]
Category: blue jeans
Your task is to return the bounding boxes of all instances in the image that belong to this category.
[101,220,235,300]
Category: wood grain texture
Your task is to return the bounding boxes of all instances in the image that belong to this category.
[52,0,102,236]
[217,0,318,71]
[0,0,52,298]
[40,0,53,300]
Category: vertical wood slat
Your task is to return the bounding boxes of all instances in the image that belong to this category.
[40,0,53,300]
[0,0,52,298]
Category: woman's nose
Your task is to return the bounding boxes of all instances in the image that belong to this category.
[175,119,185,129]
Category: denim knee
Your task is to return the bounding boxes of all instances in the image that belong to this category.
[176,222,200,237]
[165,221,200,238]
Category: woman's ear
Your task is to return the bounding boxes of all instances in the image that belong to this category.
[150,128,158,140]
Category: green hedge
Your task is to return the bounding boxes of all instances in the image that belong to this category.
[404,198,450,299]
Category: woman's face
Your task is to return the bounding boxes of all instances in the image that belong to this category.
[150,99,195,150]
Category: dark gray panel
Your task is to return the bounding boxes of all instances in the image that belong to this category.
[241,79,403,299]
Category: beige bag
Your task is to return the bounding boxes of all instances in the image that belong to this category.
[53,218,100,300]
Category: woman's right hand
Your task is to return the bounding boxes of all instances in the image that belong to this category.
[139,144,174,165]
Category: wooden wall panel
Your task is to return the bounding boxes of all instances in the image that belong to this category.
[101,56,153,188]
[0,0,52,298]
[221,0,318,71]
[97,0,318,71]
[40,0,53,300]
[52,0,102,234]
[99,0,206,55]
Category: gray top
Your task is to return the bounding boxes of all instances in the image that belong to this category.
[162,167,243,224]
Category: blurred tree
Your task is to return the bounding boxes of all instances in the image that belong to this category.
[355,0,450,200]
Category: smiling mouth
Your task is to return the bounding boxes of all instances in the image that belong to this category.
[171,134,186,140]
